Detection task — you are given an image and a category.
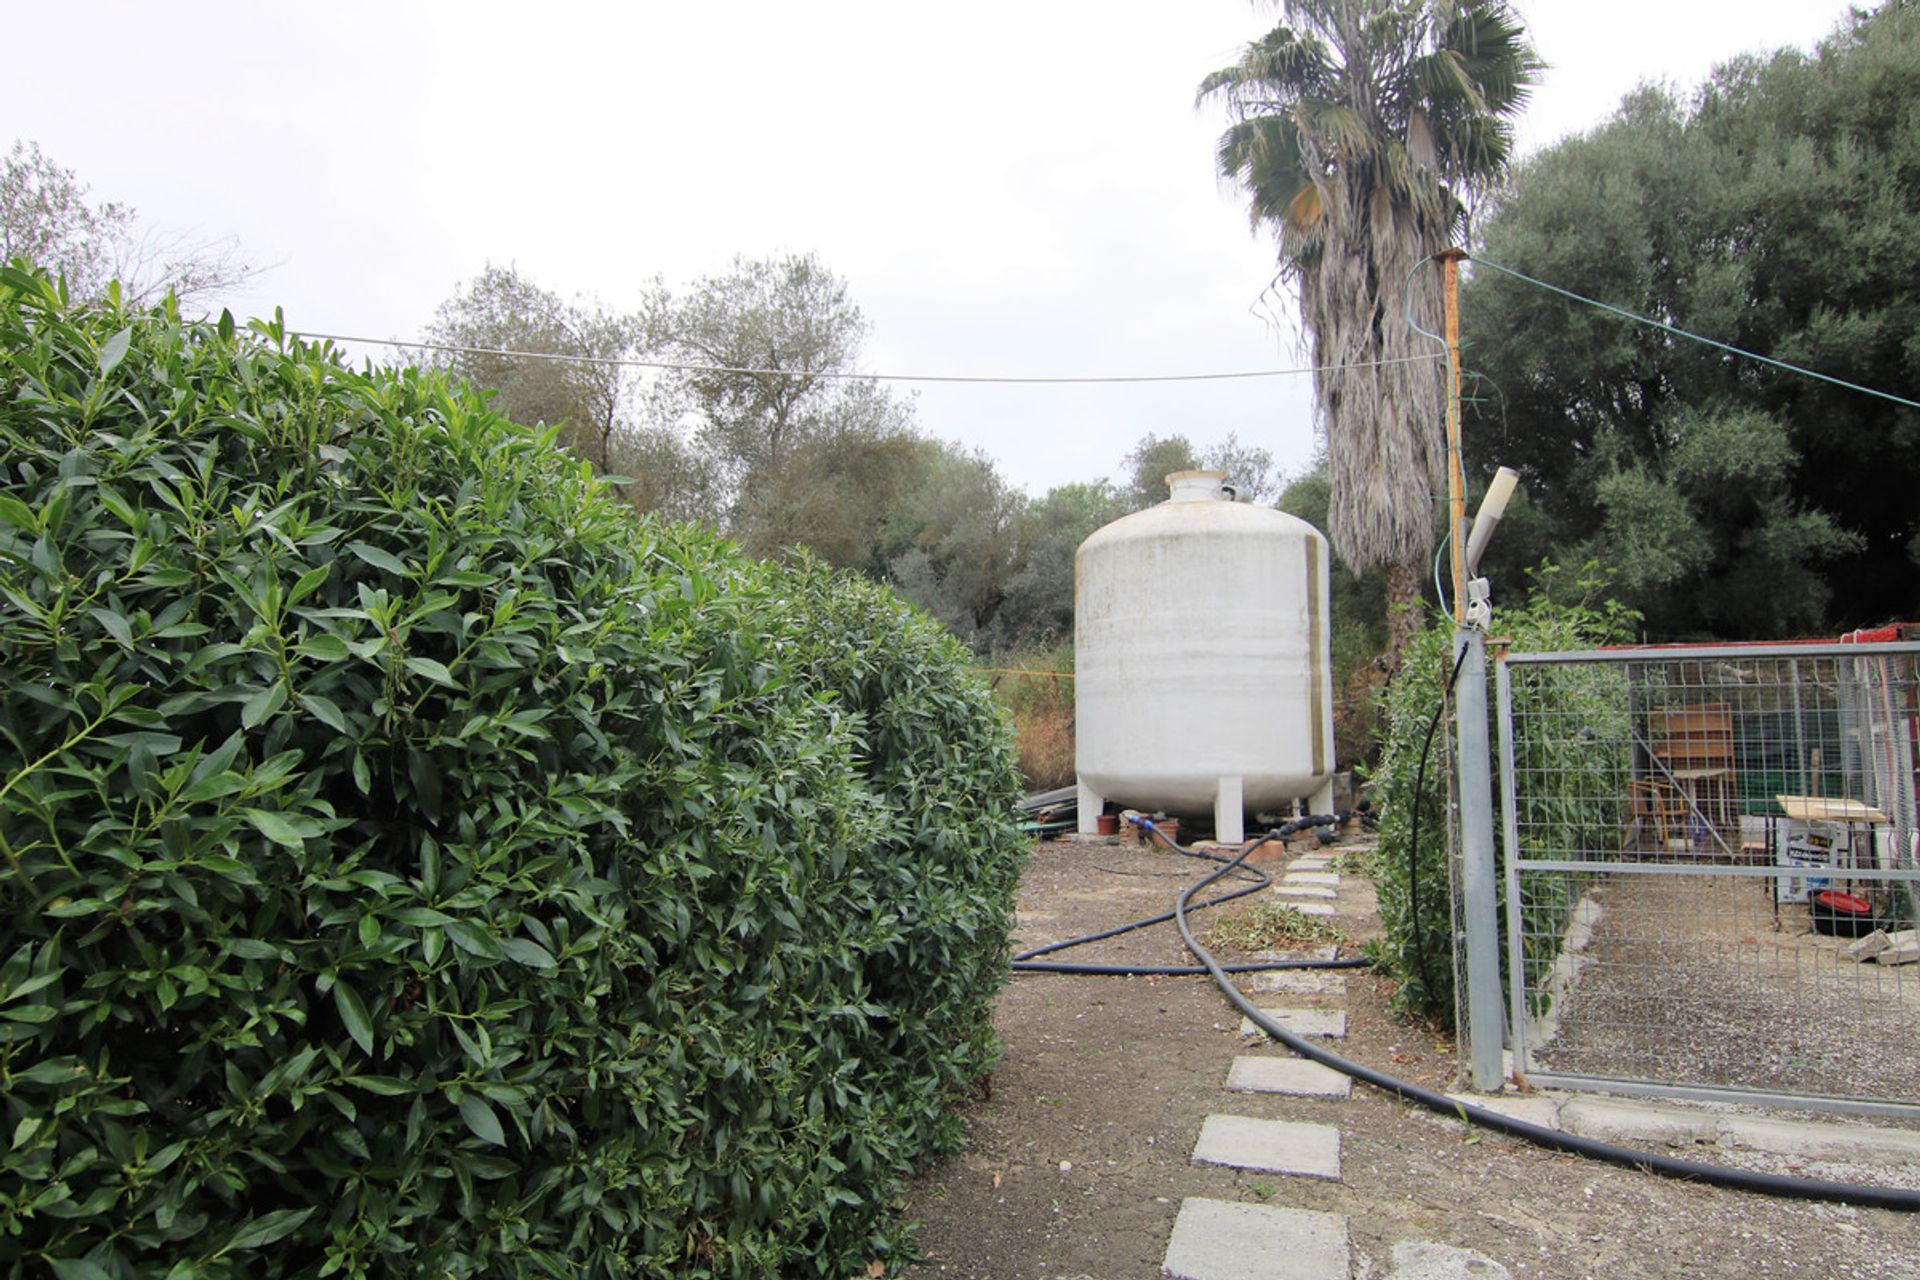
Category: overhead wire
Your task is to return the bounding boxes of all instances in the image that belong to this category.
[1469,255,1920,410]
[288,330,1444,387]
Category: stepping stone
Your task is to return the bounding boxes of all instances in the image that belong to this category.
[1252,946,1338,962]
[1191,1114,1342,1179]
[1250,970,1346,995]
[1279,901,1335,917]
[1227,1056,1352,1097]
[1239,1007,1346,1039]
[1163,1197,1350,1280]
[1283,872,1340,887]
[1272,885,1336,900]
[1289,857,1332,871]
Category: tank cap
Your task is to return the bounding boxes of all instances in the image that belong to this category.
[1165,469,1229,503]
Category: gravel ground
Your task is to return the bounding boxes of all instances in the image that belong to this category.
[1532,872,1920,1105]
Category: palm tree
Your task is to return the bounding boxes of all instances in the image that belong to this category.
[1200,0,1539,666]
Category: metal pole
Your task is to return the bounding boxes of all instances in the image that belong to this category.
[1454,626,1505,1091]
[1439,247,1469,623]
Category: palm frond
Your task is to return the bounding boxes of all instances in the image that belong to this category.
[1216,118,1316,233]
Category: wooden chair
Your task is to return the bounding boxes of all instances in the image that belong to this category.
[1629,777,1689,850]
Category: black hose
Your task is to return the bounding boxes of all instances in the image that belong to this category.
[1169,831,1920,1211]
[1406,643,1471,1005]
[1010,816,1368,978]
[1012,959,1360,976]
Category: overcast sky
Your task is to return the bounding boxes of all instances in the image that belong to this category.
[3,1,1856,497]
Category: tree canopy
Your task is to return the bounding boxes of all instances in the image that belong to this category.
[1,139,250,306]
[1464,1,1920,637]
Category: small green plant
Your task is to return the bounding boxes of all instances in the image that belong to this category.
[1203,902,1348,953]
[1248,1181,1277,1199]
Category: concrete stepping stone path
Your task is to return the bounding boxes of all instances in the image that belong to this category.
[1154,862,1365,1280]
[1192,1114,1342,1179]
[1162,1197,1351,1280]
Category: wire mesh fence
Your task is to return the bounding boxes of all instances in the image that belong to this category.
[1497,641,1920,1113]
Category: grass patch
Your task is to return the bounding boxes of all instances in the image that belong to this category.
[986,643,1075,791]
[1203,901,1348,954]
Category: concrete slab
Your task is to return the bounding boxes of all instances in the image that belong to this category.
[1283,872,1341,887]
[1443,1093,1564,1130]
[1475,1092,1920,1166]
[1192,1114,1342,1179]
[1228,1056,1353,1097]
[1249,970,1347,995]
[1162,1197,1349,1280]
[1716,1115,1920,1165]
[1558,1097,1717,1147]
[1384,1240,1513,1279]
[1289,857,1333,871]
[1271,885,1337,900]
[1283,901,1337,917]
[1239,1007,1347,1039]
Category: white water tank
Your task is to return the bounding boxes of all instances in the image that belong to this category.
[1075,470,1333,843]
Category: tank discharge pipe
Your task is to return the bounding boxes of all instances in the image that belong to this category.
[1150,824,1920,1211]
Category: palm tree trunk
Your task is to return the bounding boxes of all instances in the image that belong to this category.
[1383,560,1426,676]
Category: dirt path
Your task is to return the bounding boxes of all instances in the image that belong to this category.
[897,835,1920,1279]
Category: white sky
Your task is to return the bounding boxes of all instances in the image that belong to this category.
[3,0,1855,496]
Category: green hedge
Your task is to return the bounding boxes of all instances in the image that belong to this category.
[0,269,1026,1278]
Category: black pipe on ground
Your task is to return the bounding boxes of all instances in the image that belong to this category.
[1153,824,1920,1212]
[1010,815,1369,977]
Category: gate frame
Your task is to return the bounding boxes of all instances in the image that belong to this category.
[1490,639,1920,1119]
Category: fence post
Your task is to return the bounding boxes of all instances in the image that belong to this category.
[1454,626,1505,1092]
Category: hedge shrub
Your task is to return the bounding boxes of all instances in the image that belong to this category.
[0,269,1026,1279]
[1366,563,1635,1024]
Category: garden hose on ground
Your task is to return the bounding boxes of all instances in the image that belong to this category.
[1010,816,1371,978]
[1152,823,1920,1212]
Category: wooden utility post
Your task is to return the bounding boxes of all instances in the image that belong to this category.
[1438,247,1469,623]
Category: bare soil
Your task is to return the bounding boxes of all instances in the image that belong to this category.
[896,835,1920,1280]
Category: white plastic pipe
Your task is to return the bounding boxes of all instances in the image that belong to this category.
[1463,466,1520,577]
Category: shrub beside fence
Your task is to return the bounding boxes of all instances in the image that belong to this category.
[1366,566,1635,1025]
[0,269,1026,1279]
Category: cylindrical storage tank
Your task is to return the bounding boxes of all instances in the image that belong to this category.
[1075,469,1333,843]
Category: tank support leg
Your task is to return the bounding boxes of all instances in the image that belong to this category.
[1214,776,1245,845]
[1309,776,1334,819]
[1076,779,1105,835]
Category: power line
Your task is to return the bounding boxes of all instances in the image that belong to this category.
[1471,255,1920,412]
[290,329,1443,387]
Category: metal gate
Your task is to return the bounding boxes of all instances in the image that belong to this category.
[1496,641,1920,1116]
